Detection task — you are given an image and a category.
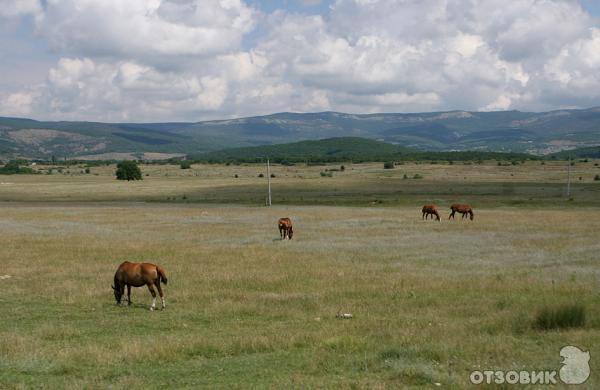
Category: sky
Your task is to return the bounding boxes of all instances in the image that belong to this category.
[1,0,600,122]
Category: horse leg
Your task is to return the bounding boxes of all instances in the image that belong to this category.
[147,284,157,311]
[156,282,165,310]
[449,210,454,220]
[280,227,284,240]
[127,285,132,306]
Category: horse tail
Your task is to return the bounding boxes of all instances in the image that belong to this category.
[157,265,168,285]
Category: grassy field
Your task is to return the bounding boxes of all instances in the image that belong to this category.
[1,160,600,207]
[0,162,599,388]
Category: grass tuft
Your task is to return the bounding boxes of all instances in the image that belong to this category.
[533,304,586,330]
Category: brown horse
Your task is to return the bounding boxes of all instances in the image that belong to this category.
[278,217,294,240]
[449,204,474,220]
[112,261,168,310]
[422,204,441,221]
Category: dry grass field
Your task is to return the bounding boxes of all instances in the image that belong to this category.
[0,162,599,388]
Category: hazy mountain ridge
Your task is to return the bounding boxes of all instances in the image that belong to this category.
[1,107,600,159]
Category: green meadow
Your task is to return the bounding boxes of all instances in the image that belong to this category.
[0,161,598,388]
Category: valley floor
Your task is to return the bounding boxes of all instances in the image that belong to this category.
[0,203,598,388]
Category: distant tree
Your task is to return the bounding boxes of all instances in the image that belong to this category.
[594,174,600,181]
[340,165,345,171]
[115,161,142,181]
[180,160,191,169]
[383,161,395,169]
[0,160,35,175]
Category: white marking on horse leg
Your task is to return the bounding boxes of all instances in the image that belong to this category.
[150,297,156,311]
[161,297,165,309]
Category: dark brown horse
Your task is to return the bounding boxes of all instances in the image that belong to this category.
[278,217,294,240]
[449,204,474,220]
[422,204,441,221]
[112,261,168,310]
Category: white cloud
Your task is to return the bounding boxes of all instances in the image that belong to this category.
[0,0,42,19]
[1,0,600,121]
[39,0,257,60]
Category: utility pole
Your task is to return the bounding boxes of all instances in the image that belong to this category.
[267,158,272,206]
[566,155,572,198]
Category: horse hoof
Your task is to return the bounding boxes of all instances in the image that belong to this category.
[150,307,154,311]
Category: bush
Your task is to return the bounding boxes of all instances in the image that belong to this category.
[534,304,586,330]
[320,171,333,177]
[85,168,91,174]
[270,173,276,178]
[180,160,191,169]
[115,161,142,181]
[0,160,36,175]
[403,174,408,179]
[594,175,600,181]
[340,165,345,171]
[413,173,423,179]
[383,161,395,169]
[258,173,264,178]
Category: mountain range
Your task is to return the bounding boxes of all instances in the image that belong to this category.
[1,107,600,160]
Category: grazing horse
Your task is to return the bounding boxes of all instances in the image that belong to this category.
[278,217,294,240]
[422,204,441,221]
[112,261,168,311]
[449,204,474,220]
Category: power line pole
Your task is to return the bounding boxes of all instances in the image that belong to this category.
[566,155,572,198]
[267,158,272,206]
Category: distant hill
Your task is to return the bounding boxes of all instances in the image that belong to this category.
[1,107,600,159]
[197,137,533,163]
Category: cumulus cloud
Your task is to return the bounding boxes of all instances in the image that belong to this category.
[1,0,600,121]
[39,0,257,60]
[0,0,42,19]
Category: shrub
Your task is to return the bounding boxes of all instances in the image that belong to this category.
[270,173,276,178]
[383,161,395,169]
[320,171,333,177]
[258,173,264,178]
[85,168,91,174]
[340,165,345,171]
[403,174,408,179]
[0,160,36,175]
[115,161,142,181]
[180,160,191,169]
[594,175,600,181]
[234,174,238,178]
[413,173,423,179]
[534,304,586,330]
